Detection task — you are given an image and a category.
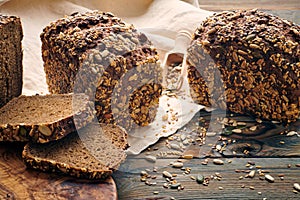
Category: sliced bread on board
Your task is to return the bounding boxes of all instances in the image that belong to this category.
[22,123,128,180]
[0,94,95,143]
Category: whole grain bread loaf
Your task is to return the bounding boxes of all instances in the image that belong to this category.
[187,9,300,123]
[0,14,23,108]
[0,94,94,143]
[22,123,128,180]
[41,11,162,131]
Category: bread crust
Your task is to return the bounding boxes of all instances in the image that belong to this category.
[41,11,162,131]
[187,9,300,123]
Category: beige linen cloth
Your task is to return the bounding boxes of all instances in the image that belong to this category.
[0,0,212,154]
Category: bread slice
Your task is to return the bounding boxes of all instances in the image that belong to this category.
[22,123,128,180]
[0,14,23,108]
[0,94,94,143]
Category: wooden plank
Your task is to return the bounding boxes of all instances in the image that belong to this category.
[198,0,300,11]
[114,157,300,200]
[0,143,118,200]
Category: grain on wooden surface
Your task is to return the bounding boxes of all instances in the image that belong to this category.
[114,158,300,200]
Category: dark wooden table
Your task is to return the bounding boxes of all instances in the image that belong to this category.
[113,110,300,200]
[113,2,300,199]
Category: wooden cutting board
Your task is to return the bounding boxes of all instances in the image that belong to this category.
[0,143,117,200]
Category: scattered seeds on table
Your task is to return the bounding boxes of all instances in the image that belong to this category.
[265,174,275,183]
[232,129,242,133]
[249,126,257,131]
[249,186,255,190]
[163,171,173,178]
[294,183,300,191]
[172,162,184,168]
[182,154,194,159]
[163,183,169,188]
[206,132,217,137]
[140,171,148,176]
[170,183,181,189]
[196,175,204,184]
[286,131,299,137]
[247,170,256,178]
[153,191,159,195]
[213,159,224,165]
[145,155,157,163]
[219,186,224,190]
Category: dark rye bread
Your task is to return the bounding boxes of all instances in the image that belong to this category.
[0,94,94,143]
[22,123,128,180]
[0,14,23,107]
[41,11,162,132]
[187,9,300,123]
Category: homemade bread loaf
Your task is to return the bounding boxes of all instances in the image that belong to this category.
[187,9,300,123]
[41,11,162,131]
[0,94,94,143]
[22,123,128,180]
[0,14,23,107]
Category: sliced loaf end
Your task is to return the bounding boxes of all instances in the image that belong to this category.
[22,123,128,180]
[0,94,94,143]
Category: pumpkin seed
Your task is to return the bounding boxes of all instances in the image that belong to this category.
[196,175,204,184]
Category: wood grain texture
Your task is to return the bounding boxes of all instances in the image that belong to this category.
[114,109,300,200]
[114,157,300,200]
[0,143,117,200]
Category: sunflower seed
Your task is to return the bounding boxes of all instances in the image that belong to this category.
[172,162,184,168]
[232,129,242,133]
[163,171,172,178]
[294,183,300,191]
[287,131,299,137]
[213,159,224,165]
[140,171,148,176]
[249,126,257,131]
[265,174,275,183]
[145,155,157,163]
[247,170,256,178]
[182,154,193,159]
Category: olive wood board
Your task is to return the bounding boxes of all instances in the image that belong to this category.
[0,143,118,200]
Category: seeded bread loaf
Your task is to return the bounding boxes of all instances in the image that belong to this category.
[41,11,162,131]
[187,9,300,123]
[22,123,128,180]
[0,14,23,107]
[0,94,94,143]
